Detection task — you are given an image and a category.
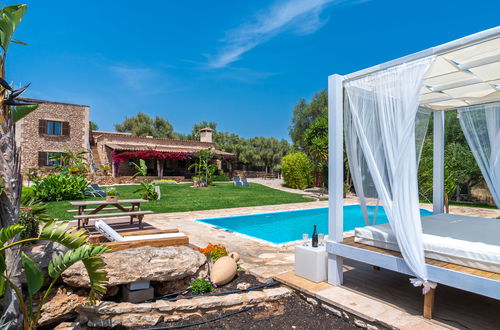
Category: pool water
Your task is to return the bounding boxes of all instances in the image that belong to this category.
[198,205,433,244]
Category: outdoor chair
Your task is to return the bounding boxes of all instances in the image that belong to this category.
[85,184,106,198]
[93,220,189,252]
[233,177,243,186]
[241,177,250,186]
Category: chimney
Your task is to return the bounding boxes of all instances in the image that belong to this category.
[199,127,214,143]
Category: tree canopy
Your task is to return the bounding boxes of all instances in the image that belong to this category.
[114,112,174,138]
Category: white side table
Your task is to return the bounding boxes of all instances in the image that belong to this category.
[295,245,327,283]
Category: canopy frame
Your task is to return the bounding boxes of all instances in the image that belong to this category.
[326,26,500,318]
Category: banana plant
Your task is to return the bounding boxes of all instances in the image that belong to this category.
[0,221,110,330]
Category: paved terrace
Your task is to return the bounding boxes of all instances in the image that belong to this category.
[144,198,499,330]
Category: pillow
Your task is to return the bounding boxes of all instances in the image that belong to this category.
[95,220,124,242]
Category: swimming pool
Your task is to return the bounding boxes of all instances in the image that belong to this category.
[198,205,433,244]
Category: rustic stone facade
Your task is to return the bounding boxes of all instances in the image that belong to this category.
[15,99,90,173]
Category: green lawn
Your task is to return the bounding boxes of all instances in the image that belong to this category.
[42,183,312,221]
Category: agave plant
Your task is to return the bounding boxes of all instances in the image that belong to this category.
[0,221,110,329]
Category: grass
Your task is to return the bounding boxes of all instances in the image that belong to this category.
[40,183,312,221]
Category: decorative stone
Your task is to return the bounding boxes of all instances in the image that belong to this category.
[236,282,251,290]
[62,246,206,288]
[38,288,87,326]
[22,241,68,281]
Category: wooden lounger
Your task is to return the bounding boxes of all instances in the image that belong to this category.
[89,228,189,252]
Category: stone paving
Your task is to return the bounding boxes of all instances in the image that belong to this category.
[144,198,499,330]
[146,198,499,280]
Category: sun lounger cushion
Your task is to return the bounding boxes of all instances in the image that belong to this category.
[122,232,187,241]
[95,220,124,242]
[354,213,500,273]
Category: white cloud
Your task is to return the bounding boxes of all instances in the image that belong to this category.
[108,65,156,90]
[207,0,359,69]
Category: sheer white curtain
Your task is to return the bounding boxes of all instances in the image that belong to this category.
[344,56,436,292]
[458,103,500,208]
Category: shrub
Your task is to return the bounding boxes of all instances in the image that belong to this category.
[31,174,89,201]
[105,187,118,196]
[19,197,50,243]
[198,243,228,262]
[280,152,313,190]
[212,175,230,182]
[134,181,159,201]
[190,275,215,294]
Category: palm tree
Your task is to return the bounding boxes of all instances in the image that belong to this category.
[0,4,41,327]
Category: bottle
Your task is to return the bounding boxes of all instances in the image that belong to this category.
[312,224,318,248]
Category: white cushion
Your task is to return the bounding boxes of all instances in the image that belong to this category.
[95,220,124,242]
[122,232,186,242]
[355,213,500,273]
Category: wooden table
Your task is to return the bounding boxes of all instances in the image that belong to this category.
[69,199,149,228]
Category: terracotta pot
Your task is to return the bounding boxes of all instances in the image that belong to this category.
[210,253,239,286]
[106,195,118,202]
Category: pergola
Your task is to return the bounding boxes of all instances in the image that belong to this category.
[327,26,500,318]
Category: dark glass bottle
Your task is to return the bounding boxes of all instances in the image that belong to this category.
[312,224,318,247]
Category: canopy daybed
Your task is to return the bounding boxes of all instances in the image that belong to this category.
[327,26,500,319]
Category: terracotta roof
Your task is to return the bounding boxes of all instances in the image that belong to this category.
[91,130,214,148]
[106,143,204,153]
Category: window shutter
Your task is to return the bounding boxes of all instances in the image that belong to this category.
[38,152,47,167]
[38,120,47,135]
[62,121,70,136]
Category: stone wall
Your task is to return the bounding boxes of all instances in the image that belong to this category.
[15,100,90,173]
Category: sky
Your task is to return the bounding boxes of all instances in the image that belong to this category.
[5,0,500,140]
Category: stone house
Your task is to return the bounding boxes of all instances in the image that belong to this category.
[16,99,233,179]
[15,99,90,173]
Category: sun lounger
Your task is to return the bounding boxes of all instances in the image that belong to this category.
[240,177,250,186]
[85,184,106,198]
[233,177,243,186]
[93,220,189,251]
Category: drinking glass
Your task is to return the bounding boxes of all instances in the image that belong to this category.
[302,233,309,246]
[318,233,325,246]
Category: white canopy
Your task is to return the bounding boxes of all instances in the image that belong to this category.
[327,26,500,294]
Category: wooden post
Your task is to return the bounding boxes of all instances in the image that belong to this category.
[423,287,436,319]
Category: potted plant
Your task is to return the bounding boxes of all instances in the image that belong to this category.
[105,187,118,202]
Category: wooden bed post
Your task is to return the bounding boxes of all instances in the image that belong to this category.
[423,287,436,319]
[327,74,344,286]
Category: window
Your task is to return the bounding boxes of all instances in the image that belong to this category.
[46,121,62,135]
[46,152,62,166]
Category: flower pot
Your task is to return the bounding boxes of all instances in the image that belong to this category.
[106,195,118,202]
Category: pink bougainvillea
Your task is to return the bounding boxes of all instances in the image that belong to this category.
[112,150,190,164]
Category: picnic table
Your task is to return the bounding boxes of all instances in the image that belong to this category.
[69,199,152,229]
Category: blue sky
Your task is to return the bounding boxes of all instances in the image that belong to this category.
[6,0,500,140]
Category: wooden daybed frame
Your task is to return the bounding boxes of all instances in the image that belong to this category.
[88,229,189,252]
[329,237,500,318]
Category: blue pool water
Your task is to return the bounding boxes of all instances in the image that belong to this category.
[198,205,433,244]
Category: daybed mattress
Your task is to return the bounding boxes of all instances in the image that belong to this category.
[354,213,500,273]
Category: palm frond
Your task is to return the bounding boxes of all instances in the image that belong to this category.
[0,224,24,246]
[39,221,88,249]
[48,244,109,279]
[83,256,110,304]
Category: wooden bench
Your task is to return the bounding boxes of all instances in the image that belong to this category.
[88,229,189,252]
[73,210,153,229]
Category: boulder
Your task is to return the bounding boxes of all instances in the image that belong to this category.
[38,287,87,326]
[62,246,206,288]
[22,241,68,281]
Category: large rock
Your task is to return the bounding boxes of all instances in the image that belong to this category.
[22,241,68,283]
[62,246,206,288]
[38,287,87,326]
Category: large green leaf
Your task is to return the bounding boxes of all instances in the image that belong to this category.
[12,104,38,122]
[83,256,110,304]
[0,4,27,52]
[0,224,25,246]
[48,244,109,279]
[21,252,43,296]
[39,221,88,249]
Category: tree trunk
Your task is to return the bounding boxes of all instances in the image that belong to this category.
[0,105,23,329]
[444,195,449,213]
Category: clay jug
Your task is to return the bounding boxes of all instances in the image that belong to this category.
[210,252,239,286]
